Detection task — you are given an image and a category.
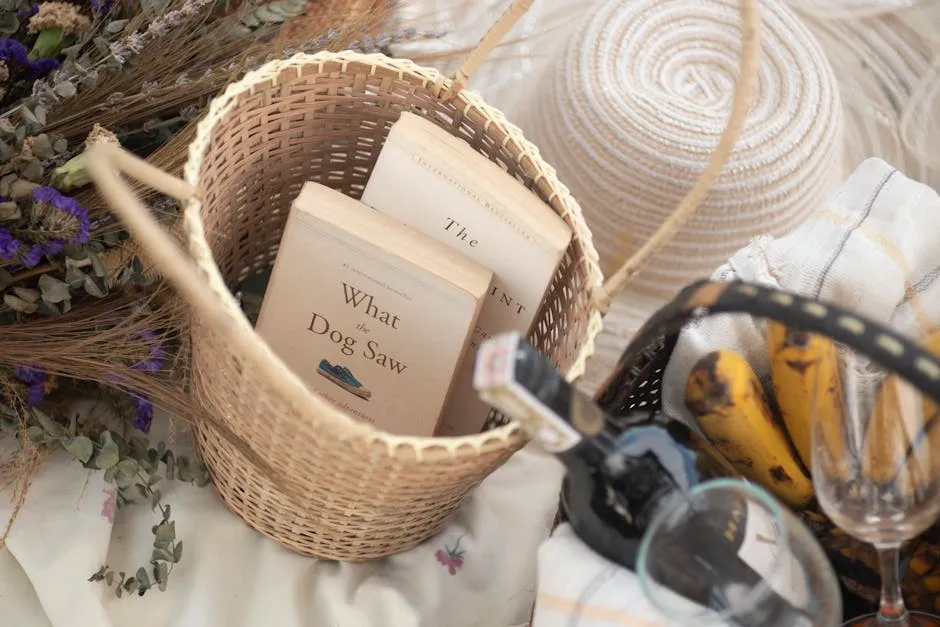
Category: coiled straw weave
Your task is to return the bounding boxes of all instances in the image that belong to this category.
[519,0,844,302]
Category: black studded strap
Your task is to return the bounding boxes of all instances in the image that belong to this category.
[594,279,940,408]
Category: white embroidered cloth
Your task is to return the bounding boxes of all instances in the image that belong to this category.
[0,405,564,627]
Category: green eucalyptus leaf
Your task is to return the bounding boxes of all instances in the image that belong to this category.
[33,106,46,126]
[90,251,108,278]
[154,562,168,591]
[105,19,128,34]
[36,299,59,316]
[0,12,19,34]
[0,119,14,136]
[19,107,38,126]
[116,458,138,477]
[95,432,120,470]
[31,409,61,435]
[19,157,43,182]
[230,23,252,38]
[173,541,182,562]
[52,81,77,100]
[103,465,118,483]
[153,522,174,548]
[0,140,13,163]
[26,425,44,443]
[64,266,84,288]
[129,436,148,458]
[53,138,68,153]
[31,134,54,159]
[10,179,38,199]
[61,43,82,58]
[38,274,70,303]
[0,267,11,290]
[0,173,16,196]
[150,488,161,509]
[0,201,20,220]
[4,294,38,314]
[13,287,39,302]
[64,436,94,464]
[114,471,136,490]
[105,570,114,586]
[83,274,108,298]
[255,4,284,20]
[92,36,109,54]
[88,566,107,582]
[152,547,174,563]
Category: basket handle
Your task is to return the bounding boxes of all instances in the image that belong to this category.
[442,0,535,100]
[594,0,763,315]
[84,143,240,334]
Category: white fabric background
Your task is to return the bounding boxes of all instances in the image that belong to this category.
[0,405,565,627]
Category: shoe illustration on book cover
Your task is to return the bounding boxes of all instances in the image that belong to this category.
[317,359,372,401]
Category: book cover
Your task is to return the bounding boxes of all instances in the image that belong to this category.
[361,112,574,436]
[255,181,492,437]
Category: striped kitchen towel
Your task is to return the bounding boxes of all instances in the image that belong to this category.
[661,157,940,430]
[531,525,712,627]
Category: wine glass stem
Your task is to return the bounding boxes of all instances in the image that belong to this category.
[876,545,910,625]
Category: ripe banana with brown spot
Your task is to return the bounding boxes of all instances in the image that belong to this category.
[768,323,846,477]
[863,329,940,486]
[685,349,814,509]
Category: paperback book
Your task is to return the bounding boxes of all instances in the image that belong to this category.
[361,112,574,436]
[255,181,493,437]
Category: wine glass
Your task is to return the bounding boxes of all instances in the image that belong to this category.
[811,342,940,626]
[637,478,843,626]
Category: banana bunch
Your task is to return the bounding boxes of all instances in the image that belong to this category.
[684,325,940,510]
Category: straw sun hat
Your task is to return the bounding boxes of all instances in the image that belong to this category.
[511,0,844,304]
[484,0,940,391]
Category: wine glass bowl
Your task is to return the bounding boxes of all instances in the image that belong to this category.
[810,342,940,626]
[637,478,843,626]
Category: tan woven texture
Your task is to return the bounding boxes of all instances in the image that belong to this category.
[517,0,844,303]
[86,0,761,560]
[178,52,603,560]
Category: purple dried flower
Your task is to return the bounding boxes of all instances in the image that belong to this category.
[0,39,29,65]
[31,186,91,245]
[0,228,20,258]
[21,243,43,268]
[131,393,153,432]
[43,238,64,256]
[15,366,45,408]
[131,329,168,373]
[90,0,112,13]
[18,4,38,18]
[27,57,61,78]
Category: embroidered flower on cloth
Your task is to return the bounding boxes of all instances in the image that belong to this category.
[435,538,465,576]
[101,487,116,523]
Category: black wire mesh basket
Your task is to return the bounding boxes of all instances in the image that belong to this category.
[564,278,940,620]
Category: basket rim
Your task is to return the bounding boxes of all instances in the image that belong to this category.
[180,50,606,452]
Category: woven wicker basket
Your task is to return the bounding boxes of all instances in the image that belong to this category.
[85,0,761,560]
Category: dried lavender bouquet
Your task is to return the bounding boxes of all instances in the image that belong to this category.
[0,0,437,597]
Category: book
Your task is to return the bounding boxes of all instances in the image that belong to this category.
[254,181,493,437]
[360,112,574,436]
